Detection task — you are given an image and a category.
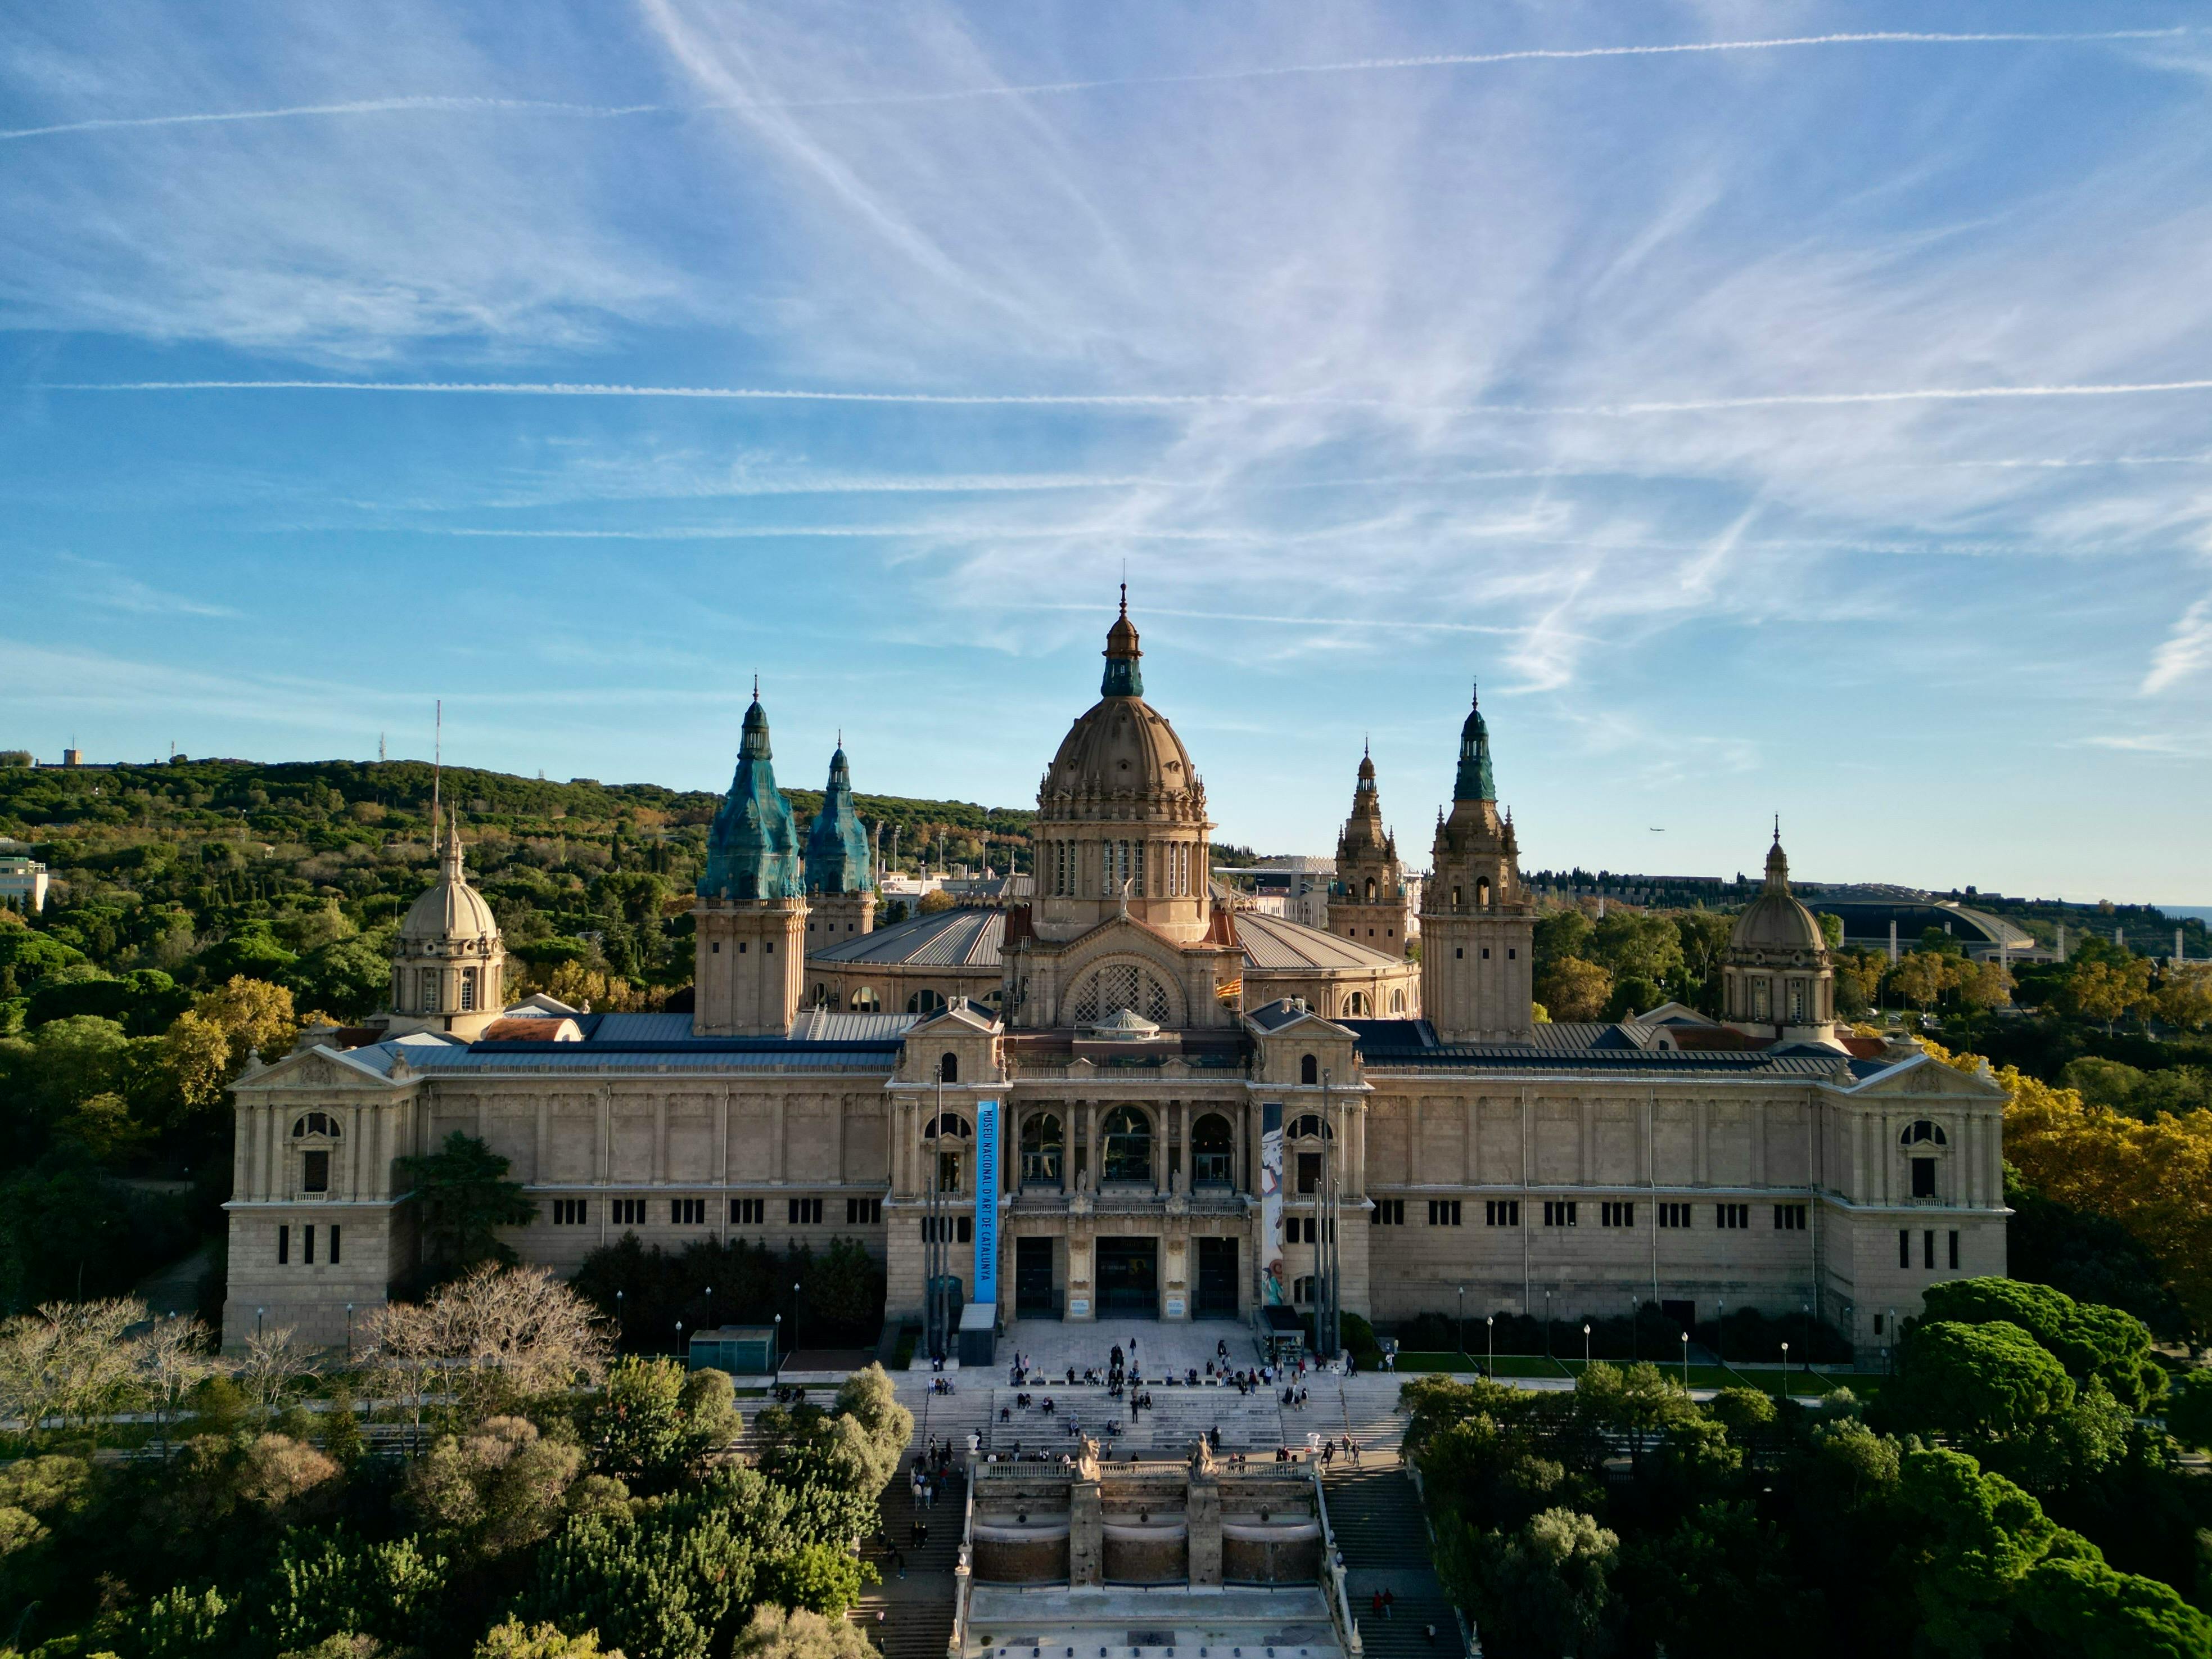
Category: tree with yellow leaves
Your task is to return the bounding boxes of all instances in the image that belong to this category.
[2157,963,2212,1033]
[2060,957,2152,1036]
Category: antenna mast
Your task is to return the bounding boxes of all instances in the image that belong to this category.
[431,699,443,856]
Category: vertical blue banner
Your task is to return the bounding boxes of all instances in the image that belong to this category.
[973,1097,1000,1306]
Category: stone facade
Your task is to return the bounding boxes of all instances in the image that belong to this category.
[223,600,2008,1352]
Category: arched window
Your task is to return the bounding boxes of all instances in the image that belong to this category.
[1300,1053,1319,1085]
[1364,877,1376,902]
[1389,988,1406,1013]
[908,988,947,1015]
[1341,991,1370,1018]
[1021,1113,1063,1184]
[1067,962,1175,1026]
[1476,877,1491,908]
[1288,1113,1334,1140]
[1190,1112,1233,1187]
[924,1112,970,1194]
[1099,1106,1153,1183]
[1451,887,1462,909]
[291,1112,341,1139]
[938,1051,958,1084]
[851,986,881,1011]
[1899,1120,1948,1146]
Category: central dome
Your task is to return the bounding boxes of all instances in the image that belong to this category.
[1040,593,1200,815]
[401,831,497,944]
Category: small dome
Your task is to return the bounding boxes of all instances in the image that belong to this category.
[1728,835,1825,955]
[401,832,498,943]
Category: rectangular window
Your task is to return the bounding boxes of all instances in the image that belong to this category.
[1657,1202,1692,1229]
[1900,1228,1912,1269]
[1924,1229,1936,1269]
[421,968,440,1012]
[1427,1199,1462,1226]
[1485,1199,1520,1227]
[1716,1203,1749,1230]
[1948,1229,1960,1269]
[922,1216,974,1244]
[1543,1200,1578,1228]
[277,1224,289,1265]
[1371,1198,1405,1225]
[1600,1201,1634,1228]
[304,1225,315,1265]
[1773,1203,1807,1231]
[788,1197,823,1225]
[732,1197,765,1225]
[847,1197,883,1225]
[461,968,477,1010]
[1297,1152,1321,1194]
[329,1224,340,1264]
[1873,1313,1884,1336]
[552,1198,588,1225]
[303,1150,329,1193]
[1911,1158,1937,1198]
[671,1198,706,1225]
[612,1198,647,1227]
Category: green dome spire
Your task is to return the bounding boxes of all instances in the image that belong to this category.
[699,692,802,901]
[1454,681,1496,803]
[804,742,871,895]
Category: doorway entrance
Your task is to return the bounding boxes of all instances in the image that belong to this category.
[1095,1237,1159,1318]
[1195,1237,1239,1318]
[1015,1237,1058,1318]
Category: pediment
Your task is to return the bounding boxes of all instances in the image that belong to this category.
[1848,1051,2004,1100]
[1050,915,1194,979]
[239,1046,396,1091]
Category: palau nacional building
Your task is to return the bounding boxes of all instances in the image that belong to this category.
[224,599,2007,1354]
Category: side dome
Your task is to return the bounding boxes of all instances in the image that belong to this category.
[402,832,498,943]
[1728,835,1825,956]
[701,694,802,901]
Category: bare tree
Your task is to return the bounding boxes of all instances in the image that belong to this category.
[0,1315,69,1444]
[432,1263,611,1415]
[134,1314,216,1455]
[46,1299,146,1441]
[361,1299,441,1453]
[237,1323,320,1422]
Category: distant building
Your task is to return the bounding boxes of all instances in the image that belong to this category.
[0,856,48,914]
[1217,856,1333,928]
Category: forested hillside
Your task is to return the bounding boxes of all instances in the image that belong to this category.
[0,752,1033,1314]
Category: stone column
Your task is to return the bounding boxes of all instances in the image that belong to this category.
[1188,1471,1222,1588]
[1070,1475,1103,1586]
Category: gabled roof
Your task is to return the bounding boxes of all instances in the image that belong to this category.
[1246,998,1354,1038]
[811,906,1005,968]
[905,997,1003,1037]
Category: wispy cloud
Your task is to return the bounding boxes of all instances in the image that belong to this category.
[2142,598,2212,695]
[52,554,241,619]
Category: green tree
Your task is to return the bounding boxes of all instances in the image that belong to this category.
[1619,1501,1818,1657]
[1921,1278,2163,1412]
[403,1414,588,1559]
[1892,1320,2075,1441]
[476,1620,626,1659]
[265,1529,447,1655]
[2162,1369,2212,1451]
[1895,1448,2062,1658]
[583,1356,696,1488]
[1536,957,1611,1023]
[397,1131,536,1275]
[2019,1552,2212,1658]
[730,1602,879,1659]
[1480,1507,1617,1658]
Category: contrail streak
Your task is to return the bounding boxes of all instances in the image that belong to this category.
[1,28,2184,142]
[40,376,2212,418]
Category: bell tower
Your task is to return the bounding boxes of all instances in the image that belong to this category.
[1328,746,1407,954]
[694,689,807,1036]
[1419,686,1534,1043]
[805,739,877,945]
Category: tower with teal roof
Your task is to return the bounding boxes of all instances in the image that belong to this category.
[805,740,877,948]
[1421,684,1535,1042]
[693,690,808,1035]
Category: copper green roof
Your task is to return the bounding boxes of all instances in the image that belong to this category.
[699,697,801,901]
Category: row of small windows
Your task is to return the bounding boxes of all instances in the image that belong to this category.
[1904,1228,1962,1270]
[1375,1197,1813,1232]
[1450,946,1518,961]
[274,1224,338,1265]
[1290,1216,1337,1244]
[922,1216,973,1243]
[707,939,778,954]
[539,1195,889,1228]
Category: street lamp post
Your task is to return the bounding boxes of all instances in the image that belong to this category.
[774,1313,783,1368]
[1680,1331,1690,1388]
[793,1281,804,1356]
[706,1284,715,1332]
[345,1302,354,1362]
[256,1306,265,1340]
[616,1290,625,1348]
[1716,1298,1725,1369]
[1780,1341,1790,1398]
[1583,1322,1592,1372]
[1456,1286,1465,1368]
[1545,1290,1553,1359]
[675,1319,684,1361]
[1486,1314,1494,1380]
[1802,1302,1812,1375]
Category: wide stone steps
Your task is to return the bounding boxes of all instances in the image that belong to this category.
[1325,1465,1463,1659]
[980,1385,1286,1457]
[851,1446,964,1659]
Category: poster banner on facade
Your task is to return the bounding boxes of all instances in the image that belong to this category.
[1261,1102,1285,1306]
[973,1097,1000,1308]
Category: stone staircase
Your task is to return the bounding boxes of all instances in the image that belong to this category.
[979,1384,1286,1458]
[1324,1463,1464,1659]
[848,1382,992,1659]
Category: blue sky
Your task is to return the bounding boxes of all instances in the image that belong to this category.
[4,2,2210,903]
